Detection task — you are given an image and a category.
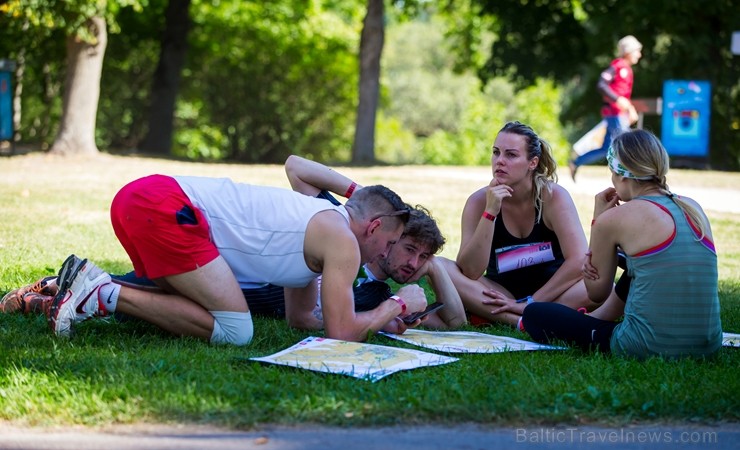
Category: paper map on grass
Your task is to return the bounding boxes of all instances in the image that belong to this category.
[250,336,458,382]
[723,332,740,347]
[379,329,565,353]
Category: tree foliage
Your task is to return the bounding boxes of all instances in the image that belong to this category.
[179,0,359,163]
[475,0,740,169]
[4,1,735,167]
[380,18,569,166]
[1,0,147,154]
[2,1,364,162]
[96,1,165,150]
[1,0,144,39]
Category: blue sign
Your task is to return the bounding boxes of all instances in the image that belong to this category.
[661,80,711,158]
[0,71,11,141]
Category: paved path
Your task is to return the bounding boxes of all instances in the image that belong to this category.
[425,166,740,215]
[558,175,740,215]
[1,422,738,450]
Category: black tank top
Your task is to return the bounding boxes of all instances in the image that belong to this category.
[484,208,564,299]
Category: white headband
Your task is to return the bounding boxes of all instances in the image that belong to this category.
[607,146,653,180]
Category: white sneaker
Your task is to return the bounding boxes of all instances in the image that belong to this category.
[48,259,111,337]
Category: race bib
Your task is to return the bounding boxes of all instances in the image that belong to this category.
[495,242,555,274]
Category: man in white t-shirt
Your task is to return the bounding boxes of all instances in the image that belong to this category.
[45,173,427,345]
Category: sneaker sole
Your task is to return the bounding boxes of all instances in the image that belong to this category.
[57,255,86,293]
[49,257,88,336]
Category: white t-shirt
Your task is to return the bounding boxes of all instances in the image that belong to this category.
[175,176,349,289]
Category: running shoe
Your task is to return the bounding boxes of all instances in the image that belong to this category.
[0,276,58,314]
[1,291,53,315]
[48,259,112,337]
[21,292,53,316]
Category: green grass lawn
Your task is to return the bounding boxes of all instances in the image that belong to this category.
[1,154,738,429]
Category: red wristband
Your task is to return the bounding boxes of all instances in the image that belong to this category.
[482,211,496,222]
[344,182,357,198]
[389,295,406,314]
[591,219,596,226]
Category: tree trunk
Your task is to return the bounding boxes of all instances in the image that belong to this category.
[351,0,384,165]
[138,0,192,155]
[40,61,60,147]
[49,16,107,156]
[12,49,25,142]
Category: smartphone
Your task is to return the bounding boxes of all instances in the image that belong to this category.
[402,301,445,324]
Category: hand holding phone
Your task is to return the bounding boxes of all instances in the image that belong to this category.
[402,302,445,325]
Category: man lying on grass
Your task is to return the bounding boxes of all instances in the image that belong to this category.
[1,169,429,345]
[280,155,467,331]
[3,157,466,337]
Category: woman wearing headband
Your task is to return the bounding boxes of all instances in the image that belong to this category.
[442,121,597,329]
[522,129,722,359]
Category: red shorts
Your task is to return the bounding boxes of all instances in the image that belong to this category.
[110,174,219,279]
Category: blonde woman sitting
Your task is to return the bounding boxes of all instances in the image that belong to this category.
[522,129,722,359]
